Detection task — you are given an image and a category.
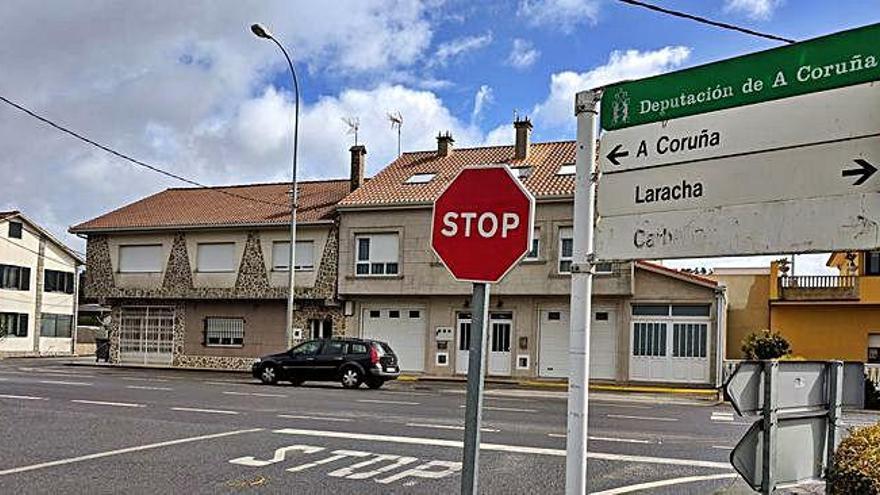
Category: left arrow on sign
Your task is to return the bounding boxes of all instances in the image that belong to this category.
[842,158,877,186]
[605,144,629,166]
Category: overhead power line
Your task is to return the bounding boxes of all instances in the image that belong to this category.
[0,94,289,208]
[0,236,78,268]
[615,0,796,44]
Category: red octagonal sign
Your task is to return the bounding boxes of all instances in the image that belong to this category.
[431,166,535,283]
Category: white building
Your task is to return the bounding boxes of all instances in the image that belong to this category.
[0,211,84,356]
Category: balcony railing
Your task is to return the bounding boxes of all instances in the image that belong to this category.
[777,275,860,301]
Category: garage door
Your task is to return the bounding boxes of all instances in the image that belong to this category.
[361,307,426,372]
[538,308,617,380]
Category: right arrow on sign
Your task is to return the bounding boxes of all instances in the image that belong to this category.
[842,158,877,185]
[605,144,629,166]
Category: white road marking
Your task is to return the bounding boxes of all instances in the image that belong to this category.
[592,473,739,494]
[223,391,286,398]
[607,414,678,422]
[712,445,734,450]
[126,385,173,391]
[204,380,252,386]
[273,428,732,469]
[594,402,652,410]
[406,423,499,433]
[278,414,353,423]
[171,407,239,415]
[37,380,93,386]
[357,399,419,406]
[121,377,170,383]
[711,412,735,422]
[0,428,262,477]
[547,433,653,444]
[457,405,537,413]
[18,367,94,377]
[0,394,46,400]
[71,400,145,408]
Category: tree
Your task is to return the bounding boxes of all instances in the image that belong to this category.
[741,329,792,360]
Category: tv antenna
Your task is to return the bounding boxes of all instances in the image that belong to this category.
[387,111,403,157]
[341,116,360,146]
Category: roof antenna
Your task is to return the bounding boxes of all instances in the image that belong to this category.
[387,111,403,157]
[341,116,360,146]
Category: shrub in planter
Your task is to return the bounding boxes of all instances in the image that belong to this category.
[741,330,792,360]
[826,421,880,494]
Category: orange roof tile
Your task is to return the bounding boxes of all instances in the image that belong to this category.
[70,180,352,233]
[339,141,576,208]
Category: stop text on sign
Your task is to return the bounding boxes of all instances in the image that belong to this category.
[440,212,520,239]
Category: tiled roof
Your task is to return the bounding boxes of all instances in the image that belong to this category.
[70,180,352,233]
[339,141,576,207]
[636,261,719,288]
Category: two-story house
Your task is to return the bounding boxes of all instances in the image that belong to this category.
[1,211,83,356]
[69,175,360,369]
[336,119,727,387]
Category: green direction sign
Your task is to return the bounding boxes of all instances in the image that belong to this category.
[601,23,880,131]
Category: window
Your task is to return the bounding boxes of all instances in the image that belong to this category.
[558,227,573,273]
[369,310,380,318]
[548,311,561,321]
[632,304,670,316]
[671,304,711,317]
[866,252,880,276]
[272,241,315,271]
[8,221,22,239]
[44,269,75,294]
[291,340,322,356]
[309,319,332,339]
[672,323,707,358]
[512,167,532,180]
[204,317,244,347]
[868,334,880,363]
[557,163,576,176]
[409,310,421,319]
[196,243,236,273]
[594,262,613,274]
[350,342,368,354]
[0,264,30,291]
[595,312,609,321]
[40,313,72,338]
[633,322,666,357]
[355,234,399,276]
[389,310,400,318]
[405,173,436,184]
[458,313,472,351]
[524,228,540,260]
[0,312,28,337]
[118,245,162,273]
[322,340,347,355]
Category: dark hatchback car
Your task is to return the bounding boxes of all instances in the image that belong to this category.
[252,338,400,389]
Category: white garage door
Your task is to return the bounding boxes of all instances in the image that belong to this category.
[361,307,426,372]
[538,308,617,380]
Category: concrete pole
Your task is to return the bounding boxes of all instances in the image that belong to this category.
[566,89,601,495]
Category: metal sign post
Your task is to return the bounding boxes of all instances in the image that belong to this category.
[461,282,490,494]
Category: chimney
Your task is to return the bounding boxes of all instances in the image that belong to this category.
[514,116,532,160]
[349,144,366,192]
[437,131,454,157]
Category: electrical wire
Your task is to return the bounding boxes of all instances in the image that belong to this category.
[0,235,80,267]
[0,94,290,208]
[615,0,796,44]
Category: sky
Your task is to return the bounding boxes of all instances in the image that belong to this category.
[1,0,878,274]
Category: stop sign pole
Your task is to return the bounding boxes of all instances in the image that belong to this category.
[431,166,535,495]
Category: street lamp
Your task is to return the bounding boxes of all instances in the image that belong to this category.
[251,23,300,346]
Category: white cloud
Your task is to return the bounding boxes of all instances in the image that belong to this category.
[532,46,692,130]
[431,32,493,67]
[471,85,494,123]
[518,0,601,33]
[507,39,540,70]
[723,0,784,20]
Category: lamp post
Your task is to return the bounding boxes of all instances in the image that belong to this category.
[251,23,300,345]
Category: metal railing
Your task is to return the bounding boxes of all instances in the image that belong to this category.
[778,275,857,289]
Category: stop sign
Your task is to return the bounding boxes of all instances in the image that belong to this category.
[431,166,535,283]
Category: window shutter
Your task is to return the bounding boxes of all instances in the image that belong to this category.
[272,242,290,270]
[294,241,314,269]
[119,245,162,272]
[371,234,399,263]
[196,243,236,272]
[21,267,31,291]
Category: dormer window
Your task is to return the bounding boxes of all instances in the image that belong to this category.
[511,166,532,180]
[557,164,576,176]
[405,173,436,184]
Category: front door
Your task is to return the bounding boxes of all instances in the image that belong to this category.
[118,307,174,365]
[488,313,512,376]
[456,314,471,375]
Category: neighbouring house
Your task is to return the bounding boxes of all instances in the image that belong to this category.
[335,118,727,387]
[69,167,362,369]
[766,252,880,363]
[707,267,771,359]
[0,211,84,356]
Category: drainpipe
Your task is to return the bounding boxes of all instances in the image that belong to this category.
[715,286,727,390]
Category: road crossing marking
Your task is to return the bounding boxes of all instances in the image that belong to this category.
[0,394,46,400]
[171,407,239,415]
[278,414,353,423]
[607,414,678,422]
[71,400,145,408]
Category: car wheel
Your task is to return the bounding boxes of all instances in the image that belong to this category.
[340,367,363,389]
[366,378,384,390]
[259,364,279,385]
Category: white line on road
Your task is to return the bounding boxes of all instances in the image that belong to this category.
[547,433,653,444]
[0,394,46,400]
[121,377,170,383]
[204,380,252,386]
[592,473,738,494]
[406,423,499,433]
[277,414,353,423]
[711,412,735,422]
[712,445,734,450]
[171,407,239,415]
[223,391,287,398]
[457,405,537,413]
[71,400,145,408]
[357,399,419,406]
[126,385,173,391]
[593,402,653,410]
[0,428,262,477]
[38,380,93,386]
[273,428,732,469]
[607,414,678,422]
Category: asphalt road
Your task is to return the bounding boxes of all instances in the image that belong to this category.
[1,357,871,494]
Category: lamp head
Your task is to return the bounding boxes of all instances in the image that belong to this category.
[250,23,272,39]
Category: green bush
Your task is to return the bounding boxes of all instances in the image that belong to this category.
[741,329,791,360]
[827,421,880,494]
